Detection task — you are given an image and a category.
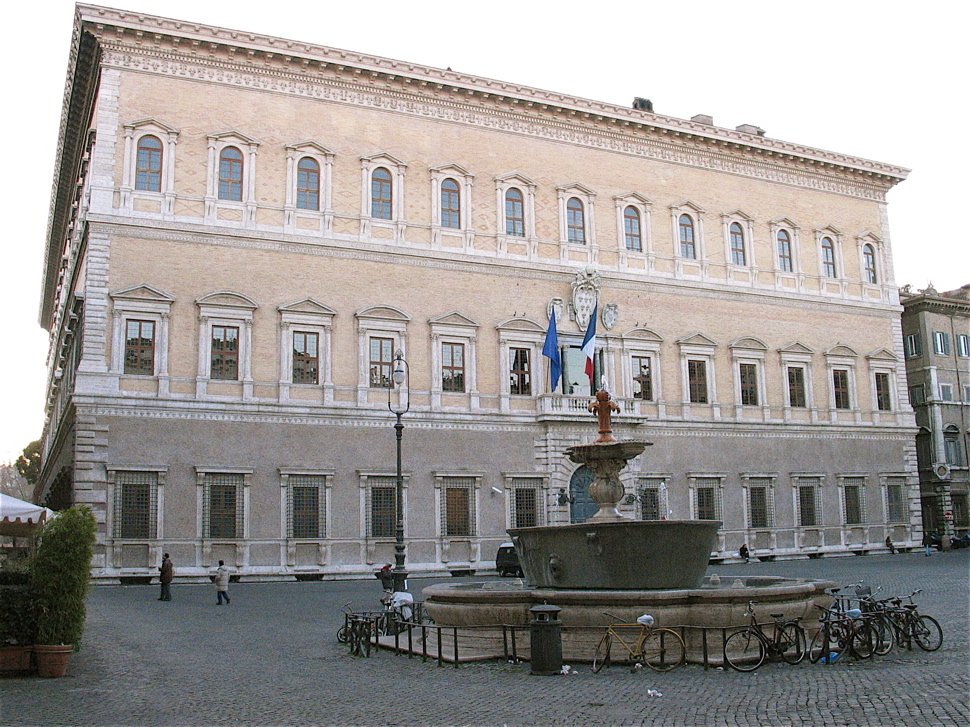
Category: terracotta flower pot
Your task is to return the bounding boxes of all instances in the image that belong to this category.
[0,645,33,673]
[33,644,73,678]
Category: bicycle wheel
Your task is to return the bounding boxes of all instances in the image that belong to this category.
[809,624,843,663]
[641,629,685,672]
[724,629,765,672]
[849,620,874,659]
[336,624,349,644]
[913,615,943,652]
[871,616,893,656]
[779,622,806,665]
[591,633,612,673]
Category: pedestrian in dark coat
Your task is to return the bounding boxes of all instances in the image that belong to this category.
[159,554,174,601]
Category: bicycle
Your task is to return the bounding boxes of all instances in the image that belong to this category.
[808,602,874,663]
[881,589,943,652]
[591,612,686,673]
[723,601,806,671]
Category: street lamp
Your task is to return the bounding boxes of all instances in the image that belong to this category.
[388,350,410,593]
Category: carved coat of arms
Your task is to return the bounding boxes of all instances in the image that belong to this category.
[571,269,601,330]
[601,303,618,331]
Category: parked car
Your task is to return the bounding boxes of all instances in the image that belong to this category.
[495,542,523,577]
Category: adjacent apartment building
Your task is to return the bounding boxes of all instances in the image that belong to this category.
[900,284,970,536]
[37,5,921,580]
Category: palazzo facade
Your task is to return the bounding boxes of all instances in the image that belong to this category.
[37,5,922,581]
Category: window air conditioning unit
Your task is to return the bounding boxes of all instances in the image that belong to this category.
[933,463,952,480]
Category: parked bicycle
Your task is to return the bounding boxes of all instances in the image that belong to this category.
[864,589,943,653]
[808,601,874,663]
[723,601,806,671]
[592,612,686,673]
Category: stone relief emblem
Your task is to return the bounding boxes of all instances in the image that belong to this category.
[547,297,565,323]
[601,303,618,331]
[571,268,601,330]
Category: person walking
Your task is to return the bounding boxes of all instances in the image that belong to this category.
[158,553,174,601]
[922,531,933,557]
[214,560,231,605]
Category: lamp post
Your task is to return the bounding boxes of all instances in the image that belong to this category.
[388,350,410,593]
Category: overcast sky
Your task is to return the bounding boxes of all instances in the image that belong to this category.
[1,0,967,464]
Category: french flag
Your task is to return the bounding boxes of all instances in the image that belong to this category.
[582,305,597,390]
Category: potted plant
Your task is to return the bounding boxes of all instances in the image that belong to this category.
[29,506,97,678]
[0,565,36,673]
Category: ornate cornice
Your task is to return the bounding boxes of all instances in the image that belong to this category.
[77,5,907,198]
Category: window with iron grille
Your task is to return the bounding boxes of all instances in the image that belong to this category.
[787,366,807,408]
[441,477,476,537]
[510,478,543,529]
[292,331,319,385]
[739,363,758,406]
[875,372,892,411]
[203,473,244,538]
[796,478,821,527]
[633,356,653,401]
[688,360,708,404]
[842,477,866,525]
[833,369,850,409]
[124,319,155,375]
[368,478,397,538]
[442,342,465,392]
[288,474,326,538]
[369,337,394,388]
[113,471,158,539]
[746,479,774,529]
[952,494,969,528]
[211,325,239,380]
[885,477,906,523]
[510,348,531,396]
[638,477,667,521]
[693,478,721,520]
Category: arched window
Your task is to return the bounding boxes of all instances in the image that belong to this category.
[505,188,525,237]
[441,178,461,229]
[777,230,793,272]
[567,198,586,244]
[821,237,837,278]
[371,167,393,219]
[730,222,746,266]
[218,147,244,201]
[863,244,877,284]
[624,206,642,252]
[135,135,163,192]
[679,214,696,258]
[296,157,320,211]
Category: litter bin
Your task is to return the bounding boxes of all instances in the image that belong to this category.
[529,604,562,675]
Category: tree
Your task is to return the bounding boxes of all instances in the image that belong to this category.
[15,440,41,486]
[0,463,30,500]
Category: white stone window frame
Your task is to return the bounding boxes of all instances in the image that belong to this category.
[880,474,909,525]
[195,291,259,401]
[614,193,653,266]
[687,473,725,521]
[721,210,756,270]
[866,348,900,416]
[496,317,547,412]
[729,337,769,420]
[429,312,480,410]
[495,172,538,255]
[904,332,923,359]
[838,474,868,526]
[768,217,802,284]
[205,130,260,227]
[502,473,549,530]
[636,475,670,520]
[106,464,168,542]
[557,182,597,255]
[741,473,777,530]
[434,471,483,539]
[355,305,411,406]
[109,285,175,389]
[284,141,335,233]
[669,201,708,276]
[815,226,846,292]
[279,468,334,541]
[957,334,970,358]
[855,231,885,291]
[430,163,475,248]
[778,342,817,422]
[360,152,408,240]
[120,118,179,217]
[620,328,665,415]
[792,474,825,529]
[824,344,860,422]
[358,471,410,541]
[278,299,337,404]
[195,466,253,541]
[677,333,719,418]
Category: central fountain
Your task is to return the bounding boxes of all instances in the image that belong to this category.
[423,389,834,663]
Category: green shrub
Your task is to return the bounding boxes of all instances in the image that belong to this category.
[29,506,97,649]
[0,584,35,645]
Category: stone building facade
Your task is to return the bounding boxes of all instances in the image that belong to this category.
[37,5,921,581]
[900,285,970,536]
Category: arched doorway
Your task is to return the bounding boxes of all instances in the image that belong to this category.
[569,465,597,523]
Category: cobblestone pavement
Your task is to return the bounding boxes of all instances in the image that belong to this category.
[2,551,967,727]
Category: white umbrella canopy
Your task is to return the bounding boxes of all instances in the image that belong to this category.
[0,493,54,537]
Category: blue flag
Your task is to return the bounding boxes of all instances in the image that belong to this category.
[542,308,562,392]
